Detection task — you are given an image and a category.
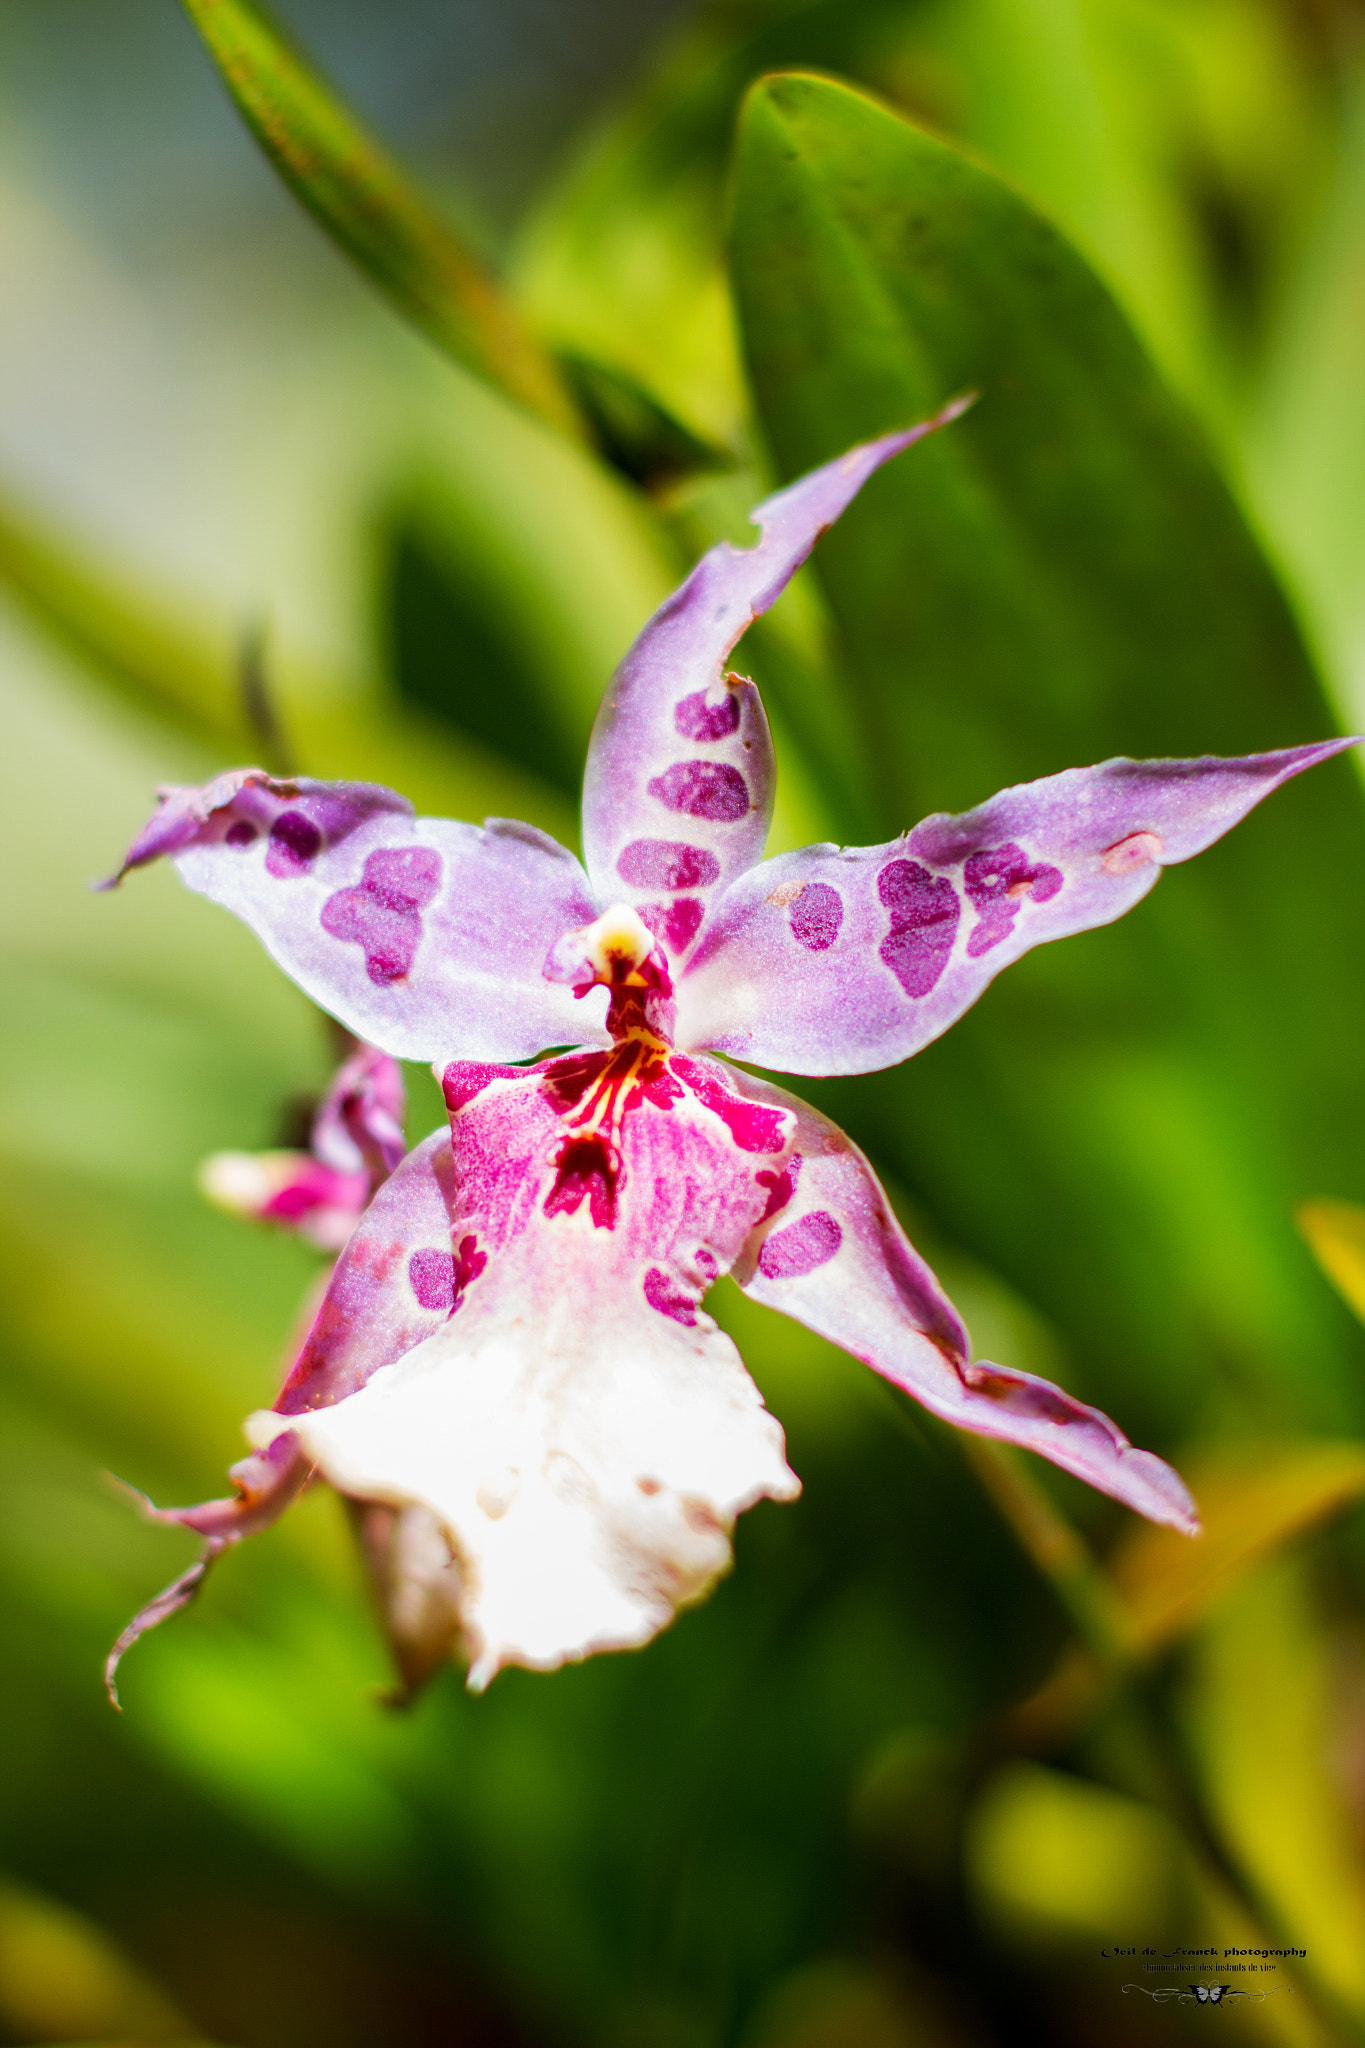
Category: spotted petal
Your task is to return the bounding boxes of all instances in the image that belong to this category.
[581,403,972,967]
[724,1069,1199,1532]
[199,1041,408,1250]
[275,1126,461,1415]
[677,741,1359,1074]
[106,772,607,1062]
[257,1053,799,1687]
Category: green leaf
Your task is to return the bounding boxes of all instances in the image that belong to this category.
[1299,1199,1365,1328]
[555,351,734,491]
[1112,1439,1365,1652]
[0,493,246,752]
[0,474,580,845]
[1009,1439,1365,1746]
[730,72,1365,1444]
[383,511,581,799]
[177,0,582,436]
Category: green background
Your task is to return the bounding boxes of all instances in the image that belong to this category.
[3,2,1365,2043]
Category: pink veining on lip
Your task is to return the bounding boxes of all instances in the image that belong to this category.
[102,398,1361,1699]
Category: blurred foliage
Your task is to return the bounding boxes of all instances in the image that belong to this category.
[5,0,1365,2045]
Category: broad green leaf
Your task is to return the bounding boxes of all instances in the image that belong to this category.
[730,73,1365,1444]
[177,0,582,437]
[1298,1199,1365,1328]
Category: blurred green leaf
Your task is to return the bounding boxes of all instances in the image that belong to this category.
[1299,1199,1365,1328]
[556,351,734,492]
[1188,1553,1365,2013]
[177,0,583,436]
[1010,1439,1365,1746]
[1114,1439,1365,1651]
[383,511,581,800]
[0,1873,196,2044]
[730,71,1365,1446]
[0,474,581,844]
[0,496,245,753]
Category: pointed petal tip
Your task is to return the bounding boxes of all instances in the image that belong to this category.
[1120,1447,1201,1536]
[842,390,978,476]
[1271,733,1361,771]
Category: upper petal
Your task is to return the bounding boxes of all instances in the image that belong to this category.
[581,406,970,967]
[264,1052,801,1686]
[724,1069,1198,1532]
[106,773,608,1063]
[677,740,1359,1073]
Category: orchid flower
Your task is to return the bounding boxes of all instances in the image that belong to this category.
[198,1039,406,1252]
[103,405,1356,1697]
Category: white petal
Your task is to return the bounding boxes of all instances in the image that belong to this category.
[268,1281,798,1686]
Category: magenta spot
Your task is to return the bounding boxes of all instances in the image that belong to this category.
[647,760,750,823]
[542,1050,610,1114]
[637,1063,684,1113]
[454,1232,487,1296]
[266,810,323,878]
[226,819,258,849]
[636,898,705,957]
[964,843,1065,957]
[408,1234,485,1314]
[962,1360,1076,1424]
[644,1267,697,1325]
[674,690,740,742]
[756,1153,801,1222]
[545,1132,619,1229]
[673,1055,787,1154]
[790,882,842,951]
[758,1210,843,1280]
[263,1163,365,1223]
[321,844,442,985]
[617,840,721,892]
[443,1061,523,1114]
[409,1247,455,1312]
[878,860,960,998]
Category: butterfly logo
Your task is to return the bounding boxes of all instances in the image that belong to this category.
[1191,1984,1235,2004]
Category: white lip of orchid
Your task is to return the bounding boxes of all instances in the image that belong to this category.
[543,904,670,993]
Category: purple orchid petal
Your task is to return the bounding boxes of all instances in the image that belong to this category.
[311,1043,407,1179]
[678,740,1360,1074]
[274,1127,460,1415]
[275,1050,801,1687]
[108,1134,458,1694]
[107,772,607,1063]
[581,401,973,964]
[198,1148,372,1253]
[198,1044,406,1252]
[724,1071,1198,1532]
